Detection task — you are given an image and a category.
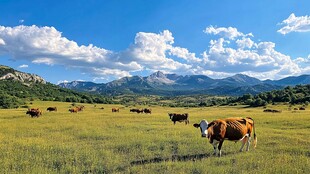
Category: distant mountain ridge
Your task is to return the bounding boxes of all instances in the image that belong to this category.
[58,71,310,96]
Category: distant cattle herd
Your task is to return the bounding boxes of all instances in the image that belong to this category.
[130,108,152,114]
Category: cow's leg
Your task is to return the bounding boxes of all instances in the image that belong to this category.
[246,136,251,151]
[174,121,176,125]
[239,134,249,152]
[211,140,219,156]
[218,140,224,157]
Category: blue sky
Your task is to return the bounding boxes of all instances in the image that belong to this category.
[1,0,310,84]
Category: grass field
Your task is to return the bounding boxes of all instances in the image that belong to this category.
[0,101,309,173]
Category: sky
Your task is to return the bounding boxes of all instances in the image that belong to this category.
[1,0,310,84]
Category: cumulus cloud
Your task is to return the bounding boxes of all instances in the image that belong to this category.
[0,24,307,81]
[294,55,310,75]
[57,80,69,84]
[0,25,141,80]
[122,30,193,73]
[236,37,255,49]
[204,26,253,40]
[278,13,310,35]
[18,64,28,68]
[0,38,5,45]
[0,25,196,81]
[202,26,303,80]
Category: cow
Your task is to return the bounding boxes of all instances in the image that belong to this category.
[263,109,281,113]
[69,108,79,113]
[112,108,120,112]
[46,107,57,112]
[143,108,152,114]
[299,107,306,110]
[193,117,257,157]
[168,113,189,124]
[77,105,85,111]
[26,108,42,117]
[130,108,144,113]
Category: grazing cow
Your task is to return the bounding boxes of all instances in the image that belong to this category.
[77,105,85,111]
[193,117,257,157]
[299,107,306,110]
[47,107,57,112]
[143,108,152,114]
[168,113,189,124]
[69,106,84,113]
[26,108,42,117]
[263,109,281,113]
[112,108,120,112]
[130,108,144,113]
[69,108,79,113]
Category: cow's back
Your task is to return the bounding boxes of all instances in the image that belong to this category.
[224,118,251,140]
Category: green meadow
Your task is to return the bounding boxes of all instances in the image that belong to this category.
[0,101,309,173]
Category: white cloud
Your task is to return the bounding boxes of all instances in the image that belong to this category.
[200,26,303,80]
[278,13,310,35]
[236,37,255,49]
[19,19,24,24]
[0,25,141,80]
[57,80,69,85]
[0,24,308,81]
[123,30,193,73]
[0,38,5,45]
[18,64,28,68]
[204,26,253,40]
[294,55,310,64]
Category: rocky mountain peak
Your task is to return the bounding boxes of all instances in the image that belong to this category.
[146,71,175,84]
[0,65,46,85]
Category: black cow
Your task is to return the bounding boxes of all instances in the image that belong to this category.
[143,108,152,114]
[47,107,57,112]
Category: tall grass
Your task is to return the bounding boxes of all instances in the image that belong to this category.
[0,101,309,173]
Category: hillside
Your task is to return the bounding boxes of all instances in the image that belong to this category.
[0,65,114,109]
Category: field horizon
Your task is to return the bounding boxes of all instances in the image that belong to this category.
[0,101,309,173]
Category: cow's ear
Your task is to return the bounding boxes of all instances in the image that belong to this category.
[193,123,200,128]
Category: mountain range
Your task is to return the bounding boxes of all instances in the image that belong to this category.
[1,64,310,97]
[58,71,310,96]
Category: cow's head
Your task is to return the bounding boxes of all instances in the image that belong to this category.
[168,113,174,119]
[193,120,209,138]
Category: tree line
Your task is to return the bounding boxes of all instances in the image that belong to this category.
[234,85,310,107]
[116,85,310,107]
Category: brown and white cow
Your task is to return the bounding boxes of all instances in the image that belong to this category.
[193,117,257,156]
[168,113,189,124]
[112,108,120,112]
[69,108,79,113]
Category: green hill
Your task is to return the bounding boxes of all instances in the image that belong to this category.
[0,80,114,109]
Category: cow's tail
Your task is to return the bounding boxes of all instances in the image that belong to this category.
[247,117,257,148]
